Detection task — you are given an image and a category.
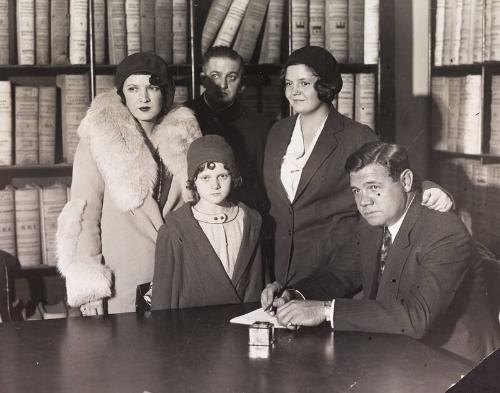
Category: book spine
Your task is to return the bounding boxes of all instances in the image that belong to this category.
[173,85,189,104]
[17,0,36,65]
[69,0,88,64]
[107,0,127,65]
[15,184,41,267]
[434,0,445,66]
[15,86,39,165]
[57,74,90,163]
[50,0,70,65]
[258,0,284,64]
[458,0,476,64]
[172,0,188,64]
[489,75,500,155]
[93,0,106,64]
[363,0,379,64]
[442,0,455,65]
[0,185,16,256]
[125,0,141,55]
[201,0,232,54]
[39,184,68,266]
[95,74,115,96]
[325,0,348,63]
[337,73,354,119]
[450,0,463,65]
[458,74,482,154]
[35,0,50,64]
[38,86,57,165]
[472,0,483,62]
[485,0,492,61]
[213,0,250,48]
[348,0,364,63]
[431,76,450,151]
[489,0,500,61]
[155,0,173,62]
[354,73,375,130]
[0,81,12,165]
[0,0,8,64]
[140,0,155,53]
[233,0,270,63]
[446,76,462,151]
[290,0,308,52]
[308,0,325,47]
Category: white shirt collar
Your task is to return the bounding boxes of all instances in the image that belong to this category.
[387,193,416,243]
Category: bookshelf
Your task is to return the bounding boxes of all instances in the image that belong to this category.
[430,0,500,256]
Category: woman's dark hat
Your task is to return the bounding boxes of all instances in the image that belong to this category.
[115,52,175,111]
[284,46,343,93]
[187,135,239,180]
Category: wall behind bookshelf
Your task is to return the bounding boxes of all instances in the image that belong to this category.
[429,0,500,256]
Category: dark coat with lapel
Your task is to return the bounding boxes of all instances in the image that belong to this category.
[297,191,500,363]
[263,106,377,284]
[152,202,264,310]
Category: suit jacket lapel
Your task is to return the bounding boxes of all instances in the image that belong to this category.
[272,116,297,204]
[377,191,423,298]
[360,222,383,299]
[293,108,342,203]
[231,208,260,288]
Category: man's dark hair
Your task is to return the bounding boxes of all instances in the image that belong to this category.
[345,141,411,182]
[202,46,244,74]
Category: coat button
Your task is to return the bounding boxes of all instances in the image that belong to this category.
[287,230,292,236]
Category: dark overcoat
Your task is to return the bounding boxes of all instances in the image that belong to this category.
[152,203,264,310]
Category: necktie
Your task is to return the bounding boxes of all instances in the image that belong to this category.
[378,227,392,284]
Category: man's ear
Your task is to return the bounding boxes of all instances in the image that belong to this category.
[400,169,413,192]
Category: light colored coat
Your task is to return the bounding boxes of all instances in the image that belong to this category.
[56,91,201,314]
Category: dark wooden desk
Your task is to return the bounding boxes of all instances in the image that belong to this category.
[0,304,473,393]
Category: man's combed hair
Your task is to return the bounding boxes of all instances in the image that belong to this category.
[345,141,411,182]
[202,46,244,73]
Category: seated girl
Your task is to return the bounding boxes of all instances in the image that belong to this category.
[152,135,265,309]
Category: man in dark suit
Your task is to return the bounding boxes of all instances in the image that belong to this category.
[185,46,272,213]
[262,141,500,363]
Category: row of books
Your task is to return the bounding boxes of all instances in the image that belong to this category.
[201,0,380,65]
[0,76,190,166]
[435,157,500,256]
[0,0,188,66]
[0,183,69,268]
[434,0,500,66]
[431,75,482,154]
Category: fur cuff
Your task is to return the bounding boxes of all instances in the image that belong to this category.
[56,199,113,307]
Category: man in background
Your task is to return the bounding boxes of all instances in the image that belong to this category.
[185,46,272,213]
[262,141,500,363]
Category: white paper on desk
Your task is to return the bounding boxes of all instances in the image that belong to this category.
[230,308,288,328]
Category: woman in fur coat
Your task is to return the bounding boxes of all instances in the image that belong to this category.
[56,52,202,315]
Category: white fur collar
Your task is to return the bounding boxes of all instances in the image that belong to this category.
[78,91,201,211]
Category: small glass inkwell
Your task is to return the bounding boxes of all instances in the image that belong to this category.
[249,321,275,346]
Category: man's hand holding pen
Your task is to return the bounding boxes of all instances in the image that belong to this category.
[261,281,294,316]
[261,281,329,329]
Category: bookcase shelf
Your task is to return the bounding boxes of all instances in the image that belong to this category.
[429,0,500,256]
